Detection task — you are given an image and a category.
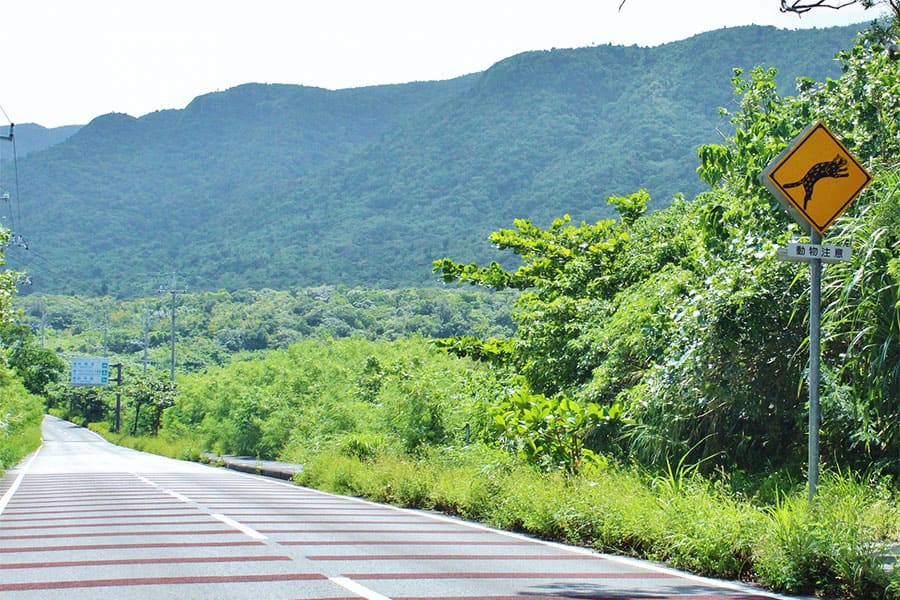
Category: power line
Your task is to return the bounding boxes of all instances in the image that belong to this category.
[0,122,29,278]
[0,123,15,236]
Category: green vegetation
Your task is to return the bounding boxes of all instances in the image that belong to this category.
[13,285,516,371]
[0,321,66,395]
[72,329,899,598]
[3,16,900,599]
[86,421,203,462]
[0,230,44,475]
[431,18,900,479]
[0,363,43,475]
[168,337,486,457]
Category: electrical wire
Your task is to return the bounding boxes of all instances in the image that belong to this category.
[0,102,31,288]
[0,102,19,244]
[11,132,23,237]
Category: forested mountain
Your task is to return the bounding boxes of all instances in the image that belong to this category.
[2,23,865,297]
[1,124,81,157]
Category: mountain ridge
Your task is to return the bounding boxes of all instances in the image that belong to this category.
[2,23,866,297]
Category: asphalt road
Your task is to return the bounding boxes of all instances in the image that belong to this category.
[0,415,797,599]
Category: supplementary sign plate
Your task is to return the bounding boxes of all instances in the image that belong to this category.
[778,242,852,263]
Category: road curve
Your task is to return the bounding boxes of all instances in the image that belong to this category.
[0,415,794,600]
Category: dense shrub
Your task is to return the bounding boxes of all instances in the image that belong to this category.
[0,363,44,474]
[166,336,491,459]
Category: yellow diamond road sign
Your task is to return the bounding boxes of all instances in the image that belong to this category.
[760,120,871,235]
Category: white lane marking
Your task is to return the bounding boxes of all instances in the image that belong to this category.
[135,473,267,541]
[416,510,793,599]
[165,489,193,503]
[329,576,392,600]
[212,513,267,540]
[0,446,41,515]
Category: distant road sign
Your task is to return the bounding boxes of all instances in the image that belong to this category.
[761,120,871,234]
[71,357,110,386]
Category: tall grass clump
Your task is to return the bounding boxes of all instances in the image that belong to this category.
[297,441,764,577]
[755,471,900,598]
[643,461,761,579]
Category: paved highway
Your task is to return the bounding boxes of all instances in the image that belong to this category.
[0,415,794,599]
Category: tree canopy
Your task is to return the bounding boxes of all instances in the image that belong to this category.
[436,18,900,474]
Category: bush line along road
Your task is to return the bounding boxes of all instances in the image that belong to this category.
[0,416,793,600]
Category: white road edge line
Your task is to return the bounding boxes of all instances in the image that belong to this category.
[0,445,42,515]
[329,576,392,600]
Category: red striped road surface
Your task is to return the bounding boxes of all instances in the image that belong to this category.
[0,415,803,599]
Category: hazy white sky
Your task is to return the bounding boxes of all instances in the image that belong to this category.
[2,0,880,127]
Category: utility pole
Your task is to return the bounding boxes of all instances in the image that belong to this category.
[91,312,109,356]
[158,272,186,382]
[31,300,46,348]
[103,312,109,355]
[38,300,46,348]
[141,305,153,375]
[111,362,123,433]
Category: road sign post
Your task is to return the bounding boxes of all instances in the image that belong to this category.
[807,230,822,503]
[111,362,123,433]
[760,121,870,502]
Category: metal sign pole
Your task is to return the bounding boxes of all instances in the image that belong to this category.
[808,230,822,502]
[760,120,870,503]
[112,362,123,433]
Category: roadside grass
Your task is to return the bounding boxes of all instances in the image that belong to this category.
[88,422,203,462]
[755,471,900,598]
[0,421,42,477]
[0,369,44,477]
[294,441,900,599]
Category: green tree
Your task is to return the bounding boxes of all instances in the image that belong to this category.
[693,21,900,471]
[0,322,66,395]
[491,386,623,474]
[0,228,45,473]
[435,17,900,473]
[46,383,108,426]
[0,229,19,330]
[435,190,650,396]
[127,374,177,436]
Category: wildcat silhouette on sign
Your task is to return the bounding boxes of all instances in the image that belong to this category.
[782,155,849,210]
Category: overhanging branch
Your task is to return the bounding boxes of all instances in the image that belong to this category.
[619,1,898,20]
[780,0,862,13]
